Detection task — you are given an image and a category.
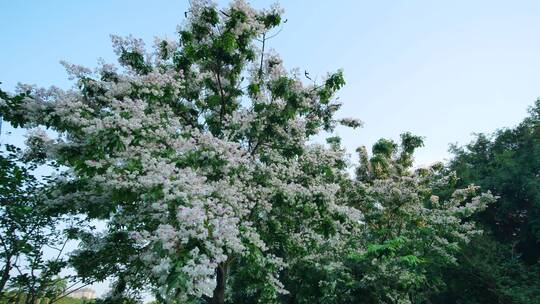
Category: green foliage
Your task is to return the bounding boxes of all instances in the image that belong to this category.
[0,145,72,302]
[0,294,94,304]
[433,235,540,304]
[119,51,151,74]
[0,86,32,128]
[450,102,540,263]
[439,100,540,303]
[273,134,494,304]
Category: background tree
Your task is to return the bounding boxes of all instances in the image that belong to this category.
[341,133,495,304]
[449,100,540,264]
[256,134,495,304]
[0,142,87,304]
[433,100,540,303]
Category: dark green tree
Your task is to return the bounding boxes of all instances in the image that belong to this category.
[0,143,88,304]
[437,100,540,303]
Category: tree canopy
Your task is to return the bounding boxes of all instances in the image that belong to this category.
[438,100,540,303]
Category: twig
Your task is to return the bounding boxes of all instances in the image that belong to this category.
[258,32,267,79]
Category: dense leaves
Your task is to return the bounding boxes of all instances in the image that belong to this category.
[438,100,540,303]
[0,144,83,304]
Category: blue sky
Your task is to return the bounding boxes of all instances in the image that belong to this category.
[2,0,540,297]
[2,0,540,165]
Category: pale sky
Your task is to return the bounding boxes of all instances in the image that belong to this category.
[2,0,540,297]
[2,0,540,164]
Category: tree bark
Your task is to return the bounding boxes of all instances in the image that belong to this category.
[287,293,296,304]
[212,262,229,304]
[0,255,11,294]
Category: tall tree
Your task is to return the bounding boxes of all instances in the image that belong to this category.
[339,133,495,303]
[439,100,540,303]
[449,100,540,264]
[0,143,84,304]
[0,1,360,302]
[259,134,495,304]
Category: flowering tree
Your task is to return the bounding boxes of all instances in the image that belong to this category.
[258,134,496,304]
[341,134,496,303]
[0,1,361,302]
[440,100,540,303]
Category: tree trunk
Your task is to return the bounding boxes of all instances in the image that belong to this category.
[25,293,37,304]
[212,262,229,304]
[287,293,296,304]
[0,255,11,294]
